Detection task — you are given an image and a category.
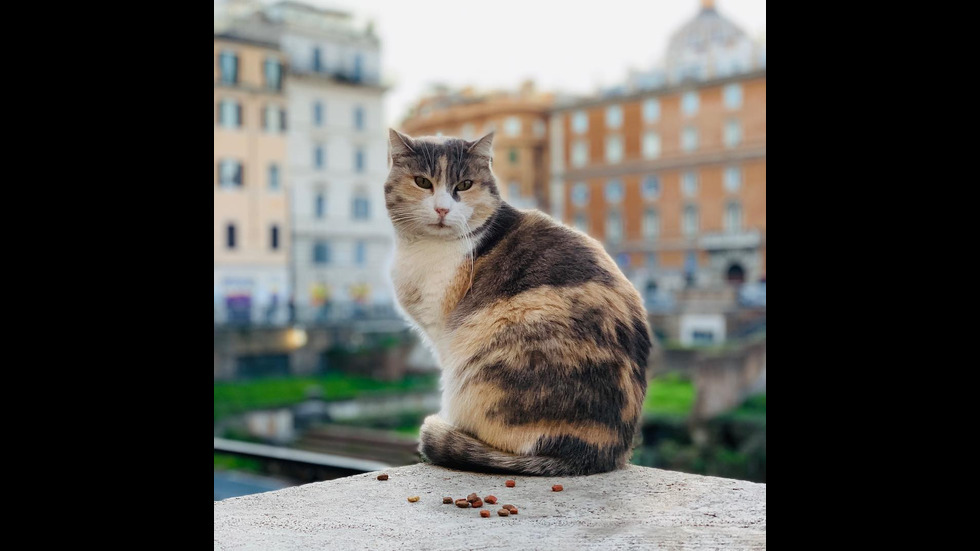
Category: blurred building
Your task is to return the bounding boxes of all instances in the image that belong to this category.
[550,0,766,308]
[214,34,290,324]
[218,1,394,322]
[399,82,553,210]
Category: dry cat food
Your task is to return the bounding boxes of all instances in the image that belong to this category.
[442,497,453,504]
[376,474,389,481]
[407,496,420,503]
[497,508,510,517]
[505,480,516,487]
[471,499,483,508]
[507,506,518,515]
[466,493,479,503]
[552,484,563,492]
[480,510,491,518]
[484,495,497,504]
[455,499,470,508]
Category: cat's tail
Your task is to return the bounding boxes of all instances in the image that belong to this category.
[418,415,622,476]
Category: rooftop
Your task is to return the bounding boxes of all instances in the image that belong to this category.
[214,462,766,549]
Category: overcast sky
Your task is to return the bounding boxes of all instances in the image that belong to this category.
[289,1,766,125]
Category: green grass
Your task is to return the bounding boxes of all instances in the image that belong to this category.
[643,373,696,418]
[724,394,766,422]
[214,452,263,472]
[214,373,438,421]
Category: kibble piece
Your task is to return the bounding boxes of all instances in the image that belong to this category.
[471,499,483,508]
[552,484,563,492]
[484,495,497,504]
[442,497,453,504]
[508,506,518,515]
[407,496,420,503]
[497,508,510,517]
[505,480,516,487]
[466,493,479,503]
[480,510,491,518]
[455,499,471,508]
[502,504,515,510]
[377,474,389,481]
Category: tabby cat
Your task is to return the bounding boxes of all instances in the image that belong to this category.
[385,129,651,476]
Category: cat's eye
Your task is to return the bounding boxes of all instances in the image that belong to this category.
[456,180,474,192]
[414,176,433,189]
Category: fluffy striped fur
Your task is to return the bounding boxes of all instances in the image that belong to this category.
[385,129,651,476]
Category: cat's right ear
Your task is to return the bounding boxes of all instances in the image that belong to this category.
[389,128,416,160]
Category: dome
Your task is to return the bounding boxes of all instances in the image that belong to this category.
[666,1,754,83]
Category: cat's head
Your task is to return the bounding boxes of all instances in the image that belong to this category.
[384,129,501,239]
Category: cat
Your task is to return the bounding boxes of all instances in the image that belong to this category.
[384,129,651,476]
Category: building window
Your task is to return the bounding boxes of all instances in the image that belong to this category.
[219,51,238,84]
[313,241,330,264]
[264,58,282,91]
[571,110,588,134]
[725,201,743,233]
[572,140,589,167]
[681,91,699,116]
[724,119,742,148]
[355,147,365,172]
[313,47,323,72]
[646,252,658,269]
[268,164,280,191]
[683,205,699,237]
[315,192,326,218]
[642,131,661,159]
[571,182,589,206]
[352,53,363,82]
[504,116,521,136]
[509,148,519,164]
[533,120,546,138]
[313,101,323,126]
[606,211,623,243]
[354,241,366,266]
[352,195,370,219]
[682,171,698,197]
[605,135,623,164]
[684,250,698,278]
[219,99,241,129]
[723,83,743,110]
[682,127,698,152]
[643,98,661,123]
[642,176,660,200]
[219,160,243,189]
[606,105,623,129]
[226,223,237,249]
[508,181,521,199]
[643,209,659,239]
[605,179,624,203]
[724,166,742,193]
[270,225,280,250]
[314,144,325,169]
[264,104,285,132]
[354,105,365,130]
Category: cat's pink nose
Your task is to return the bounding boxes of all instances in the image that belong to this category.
[435,207,449,217]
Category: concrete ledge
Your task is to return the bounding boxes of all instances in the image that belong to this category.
[214,463,766,549]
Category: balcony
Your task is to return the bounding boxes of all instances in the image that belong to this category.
[699,230,761,251]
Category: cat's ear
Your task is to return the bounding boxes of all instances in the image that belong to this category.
[389,128,416,158]
[467,132,494,159]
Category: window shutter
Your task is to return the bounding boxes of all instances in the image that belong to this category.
[236,103,243,128]
[262,106,267,131]
[236,163,243,187]
[217,102,222,126]
[280,109,287,131]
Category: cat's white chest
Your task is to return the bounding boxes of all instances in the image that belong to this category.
[391,239,467,342]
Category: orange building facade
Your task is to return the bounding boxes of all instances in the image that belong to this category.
[551,71,766,294]
[399,84,552,210]
[213,35,290,323]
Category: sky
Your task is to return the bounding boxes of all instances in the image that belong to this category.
[269,0,767,125]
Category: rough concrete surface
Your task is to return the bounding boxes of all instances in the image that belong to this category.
[214,463,766,550]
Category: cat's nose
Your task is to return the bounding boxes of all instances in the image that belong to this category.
[435,207,449,217]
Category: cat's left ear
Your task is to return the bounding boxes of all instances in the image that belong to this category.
[467,132,494,159]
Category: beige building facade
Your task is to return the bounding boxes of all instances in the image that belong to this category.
[214,35,290,323]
